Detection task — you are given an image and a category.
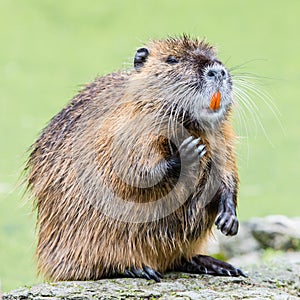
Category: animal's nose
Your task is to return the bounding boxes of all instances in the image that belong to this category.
[207,68,227,80]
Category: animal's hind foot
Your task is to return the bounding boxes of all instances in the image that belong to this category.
[176,255,247,277]
[122,265,163,282]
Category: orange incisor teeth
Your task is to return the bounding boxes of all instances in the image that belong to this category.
[210,91,221,110]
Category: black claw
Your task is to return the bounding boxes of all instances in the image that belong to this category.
[131,268,151,280]
[230,221,239,236]
[215,211,239,236]
[221,217,234,236]
[215,191,239,236]
[154,269,163,279]
[199,149,207,158]
[151,274,161,282]
[238,268,248,278]
[215,215,222,227]
[143,265,162,282]
[197,144,206,155]
[124,269,135,278]
[122,265,162,282]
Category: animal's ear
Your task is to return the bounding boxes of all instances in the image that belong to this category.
[134,47,150,70]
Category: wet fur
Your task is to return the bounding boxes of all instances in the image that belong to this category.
[26,36,238,280]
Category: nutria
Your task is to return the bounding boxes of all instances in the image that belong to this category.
[26,35,246,282]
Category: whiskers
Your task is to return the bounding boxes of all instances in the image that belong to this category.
[150,63,283,162]
[153,78,199,147]
[231,71,283,149]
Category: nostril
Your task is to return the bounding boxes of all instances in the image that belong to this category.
[207,68,226,80]
[207,70,216,77]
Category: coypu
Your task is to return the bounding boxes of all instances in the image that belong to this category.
[26,35,246,282]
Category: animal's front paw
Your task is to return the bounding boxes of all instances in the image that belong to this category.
[178,136,206,164]
[215,211,239,236]
[215,193,239,236]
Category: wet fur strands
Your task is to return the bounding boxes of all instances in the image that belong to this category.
[26,35,247,282]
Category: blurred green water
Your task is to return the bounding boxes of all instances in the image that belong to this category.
[0,0,299,292]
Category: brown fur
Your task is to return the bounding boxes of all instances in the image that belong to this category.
[26,36,238,281]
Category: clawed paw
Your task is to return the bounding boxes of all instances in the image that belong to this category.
[177,255,247,278]
[215,211,239,236]
[215,192,239,236]
[123,265,163,282]
[178,136,206,163]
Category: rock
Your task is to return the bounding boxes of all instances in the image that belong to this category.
[228,251,262,267]
[228,249,300,269]
[247,215,300,251]
[208,223,261,259]
[207,215,300,261]
[3,263,300,300]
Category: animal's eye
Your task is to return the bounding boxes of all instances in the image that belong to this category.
[165,55,179,64]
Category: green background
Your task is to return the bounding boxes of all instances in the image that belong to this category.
[1,0,299,292]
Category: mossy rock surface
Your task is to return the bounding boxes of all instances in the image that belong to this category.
[3,262,300,300]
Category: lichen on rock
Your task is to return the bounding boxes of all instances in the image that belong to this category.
[3,263,300,299]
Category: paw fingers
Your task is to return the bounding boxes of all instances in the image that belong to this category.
[215,213,239,236]
[124,269,135,278]
[230,218,239,236]
[124,266,162,282]
[211,262,245,278]
[131,268,151,280]
[179,136,206,161]
[143,265,163,282]
[179,136,194,149]
[197,144,206,158]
